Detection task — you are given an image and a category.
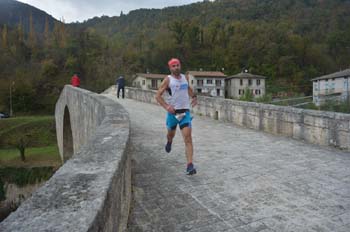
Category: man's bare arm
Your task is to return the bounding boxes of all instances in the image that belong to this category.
[186,74,197,107]
[155,77,175,113]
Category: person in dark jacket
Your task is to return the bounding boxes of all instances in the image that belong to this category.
[116,76,125,98]
[71,73,80,87]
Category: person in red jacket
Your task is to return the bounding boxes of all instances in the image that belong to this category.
[71,73,80,87]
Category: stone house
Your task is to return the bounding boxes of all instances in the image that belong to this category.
[225,72,266,99]
[311,68,350,106]
[132,73,166,90]
[187,71,227,97]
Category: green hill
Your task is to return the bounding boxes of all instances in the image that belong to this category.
[0,0,58,33]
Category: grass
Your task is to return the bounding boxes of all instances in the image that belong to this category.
[0,116,56,149]
[0,145,61,168]
[0,116,61,168]
[0,116,54,136]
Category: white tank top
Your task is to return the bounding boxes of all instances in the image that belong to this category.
[167,74,190,110]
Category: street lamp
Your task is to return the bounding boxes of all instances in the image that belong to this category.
[9,81,15,117]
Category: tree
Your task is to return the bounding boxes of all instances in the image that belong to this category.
[4,131,32,162]
[44,16,50,48]
[185,21,201,49]
[28,12,37,49]
[58,18,67,48]
[1,25,8,49]
[17,137,29,161]
[168,20,188,45]
[52,21,62,48]
[17,18,24,43]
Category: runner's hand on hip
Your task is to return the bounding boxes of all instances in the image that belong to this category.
[166,105,175,114]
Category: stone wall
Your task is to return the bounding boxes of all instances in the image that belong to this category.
[0,85,131,232]
[105,86,350,151]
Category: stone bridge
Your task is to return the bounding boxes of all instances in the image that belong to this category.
[1,85,350,231]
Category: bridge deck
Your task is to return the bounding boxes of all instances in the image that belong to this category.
[106,95,350,232]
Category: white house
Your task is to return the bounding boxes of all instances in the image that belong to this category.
[311,68,350,106]
[225,72,266,99]
[132,73,166,90]
[187,71,227,97]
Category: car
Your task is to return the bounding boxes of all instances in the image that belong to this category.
[0,112,10,118]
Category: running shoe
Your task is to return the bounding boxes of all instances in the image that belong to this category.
[165,141,172,153]
[186,163,197,175]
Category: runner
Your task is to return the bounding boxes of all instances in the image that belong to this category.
[155,58,198,175]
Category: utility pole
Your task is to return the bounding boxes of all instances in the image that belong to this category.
[9,81,14,117]
[347,77,349,111]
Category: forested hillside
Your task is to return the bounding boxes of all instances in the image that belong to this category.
[0,0,349,114]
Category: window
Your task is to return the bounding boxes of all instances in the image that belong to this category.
[207,79,213,84]
[255,89,261,95]
[142,80,145,85]
[215,80,221,86]
[151,79,157,88]
[240,79,243,86]
[257,79,261,86]
[191,80,193,85]
[248,79,252,86]
[239,89,245,95]
[197,88,202,93]
[217,89,220,96]
[197,80,203,86]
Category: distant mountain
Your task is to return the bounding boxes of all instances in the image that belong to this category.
[0,0,58,32]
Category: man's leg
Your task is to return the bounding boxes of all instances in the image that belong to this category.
[122,87,125,99]
[181,127,193,164]
[165,113,177,153]
[165,129,176,153]
[167,129,176,143]
[117,87,120,98]
[181,127,196,175]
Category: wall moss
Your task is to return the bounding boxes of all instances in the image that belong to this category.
[0,167,55,200]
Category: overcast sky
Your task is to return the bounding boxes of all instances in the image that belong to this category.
[17,0,202,23]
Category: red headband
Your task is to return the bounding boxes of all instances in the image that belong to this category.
[168,58,180,67]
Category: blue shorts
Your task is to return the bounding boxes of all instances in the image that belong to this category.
[166,110,192,130]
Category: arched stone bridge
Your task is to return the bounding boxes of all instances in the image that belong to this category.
[1,85,350,232]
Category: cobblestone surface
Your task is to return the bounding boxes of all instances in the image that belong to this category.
[106,96,350,232]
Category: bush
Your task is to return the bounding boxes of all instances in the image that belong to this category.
[319,99,350,113]
[239,88,254,102]
[41,59,59,77]
[255,93,272,103]
[0,167,54,187]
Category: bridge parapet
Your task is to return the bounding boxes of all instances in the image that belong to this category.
[0,85,131,231]
[105,86,350,151]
